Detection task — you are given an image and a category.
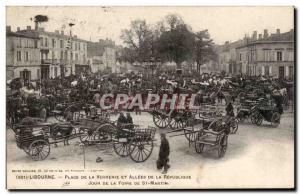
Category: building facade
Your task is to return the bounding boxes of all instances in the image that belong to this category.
[19,26,88,78]
[218,29,294,78]
[87,39,118,74]
[217,40,244,74]
[6,26,40,84]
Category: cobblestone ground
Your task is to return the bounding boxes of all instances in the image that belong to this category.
[6,109,294,188]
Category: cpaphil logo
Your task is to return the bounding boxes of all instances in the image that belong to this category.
[98,93,201,111]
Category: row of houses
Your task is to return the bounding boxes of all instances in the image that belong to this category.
[7,25,295,83]
[6,25,118,83]
[218,28,295,78]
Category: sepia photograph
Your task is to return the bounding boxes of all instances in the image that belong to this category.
[5,6,295,189]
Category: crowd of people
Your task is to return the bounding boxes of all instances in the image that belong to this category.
[6,70,293,124]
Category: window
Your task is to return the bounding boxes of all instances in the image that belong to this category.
[18,38,22,48]
[60,51,63,60]
[41,38,43,47]
[25,51,29,61]
[265,65,269,76]
[51,67,54,77]
[60,40,64,48]
[17,51,22,61]
[264,50,270,61]
[52,52,55,61]
[239,53,242,61]
[45,38,48,47]
[288,51,294,61]
[277,51,282,61]
[54,67,58,77]
[37,69,40,79]
[20,70,31,81]
[52,39,55,48]
[289,66,294,78]
[250,51,256,62]
[34,40,38,48]
[75,53,78,61]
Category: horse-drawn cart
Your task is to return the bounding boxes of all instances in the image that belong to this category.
[77,117,157,163]
[14,122,78,160]
[251,105,281,127]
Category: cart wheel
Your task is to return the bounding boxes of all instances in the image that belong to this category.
[254,114,263,126]
[230,120,238,134]
[236,111,245,123]
[217,134,227,158]
[113,140,131,157]
[271,112,281,127]
[250,112,258,124]
[28,140,50,161]
[96,124,117,141]
[153,114,170,128]
[79,128,95,144]
[94,130,112,143]
[184,129,197,142]
[170,117,187,130]
[251,112,262,126]
[129,140,154,163]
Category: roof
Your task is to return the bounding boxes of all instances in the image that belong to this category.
[6,31,40,39]
[237,30,294,49]
[19,29,88,42]
[259,30,294,42]
[218,39,244,52]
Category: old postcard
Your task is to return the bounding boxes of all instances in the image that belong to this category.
[6,6,295,189]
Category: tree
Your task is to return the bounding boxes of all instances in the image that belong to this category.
[120,19,153,63]
[157,14,194,69]
[120,14,217,72]
[34,15,49,23]
[118,47,136,63]
[194,30,217,73]
[33,15,49,30]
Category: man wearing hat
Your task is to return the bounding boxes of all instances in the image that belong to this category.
[157,133,170,174]
[226,101,234,117]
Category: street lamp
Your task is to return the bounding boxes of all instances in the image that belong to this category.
[68,23,75,75]
[149,57,156,76]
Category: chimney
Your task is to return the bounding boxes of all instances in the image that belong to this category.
[27,26,31,30]
[61,31,64,35]
[35,21,38,30]
[263,29,268,38]
[276,29,280,35]
[74,35,77,38]
[55,30,59,34]
[17,27,20,32]
[6,26,11,32]
[38,27,45,32]
[243,34,248,44]
[252,31,257,41]
[258,34,262,39]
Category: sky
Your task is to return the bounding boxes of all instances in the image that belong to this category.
[6,6,294,45]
